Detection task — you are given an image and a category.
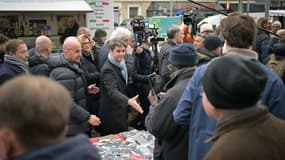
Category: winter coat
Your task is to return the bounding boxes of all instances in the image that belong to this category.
[28,48,50,76]
[262,36,280,64]
[99,60,130,136]
[80,50,101,115]
[60,22,79,44]
[49,54,90,136]
[204,107,285,160]
[93,37,105,57]
[145,67,195,160]
[80,50,100,84]
[0,59,26,85]
[13,134,101,160]
[173,48,285,160]
[98,42,110,69]
[253,30,270,62]
[158,40,176,84]
[197,48,218,66]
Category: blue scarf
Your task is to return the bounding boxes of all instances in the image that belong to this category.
[108,54,128,85]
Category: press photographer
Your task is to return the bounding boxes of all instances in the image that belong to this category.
[128,16,162,130]
[183,8,199,36]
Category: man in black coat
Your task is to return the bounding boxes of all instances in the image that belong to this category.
[99,39,143,136]
[60,16,79,44]
[145,43,198,160]
[28,35,52,76]
[49,37,101,136]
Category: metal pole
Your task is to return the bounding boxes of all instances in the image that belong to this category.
[265,0,270,18]
[239,0,243,12]
[170,0,173,16]
[246,0,247,13]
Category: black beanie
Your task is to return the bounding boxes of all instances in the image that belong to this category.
[204,35,223,52]
[203,55,267,109]
[169,43,198,66]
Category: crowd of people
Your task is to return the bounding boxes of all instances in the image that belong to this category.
[0,12,285,160]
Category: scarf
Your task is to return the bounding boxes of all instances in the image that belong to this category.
[108,53,128,84]
[4,55,29,73]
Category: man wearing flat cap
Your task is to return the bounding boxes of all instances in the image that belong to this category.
[145,43,198,160]
[203,55,285,160]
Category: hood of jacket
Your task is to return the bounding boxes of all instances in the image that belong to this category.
[12,134,101,160]
[48,54,83,74]
[28,49,48,67]
[48,54,68,68]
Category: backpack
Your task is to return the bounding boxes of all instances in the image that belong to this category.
[267,54,285,81]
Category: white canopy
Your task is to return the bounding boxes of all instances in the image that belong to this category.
[270,10,285,17]
[0,0,93,12]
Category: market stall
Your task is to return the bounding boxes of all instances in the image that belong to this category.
[0,0,92,52]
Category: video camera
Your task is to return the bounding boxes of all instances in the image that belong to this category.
[131,16,164,46]
[183,8,199,25]
[131,16,146,46]
[183,8,199,36]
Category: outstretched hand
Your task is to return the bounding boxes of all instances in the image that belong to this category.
[128,95,143,114]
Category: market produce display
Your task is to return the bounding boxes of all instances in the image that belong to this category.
[91,129,155,160]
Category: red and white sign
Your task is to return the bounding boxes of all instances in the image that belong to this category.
[86,0,114,38]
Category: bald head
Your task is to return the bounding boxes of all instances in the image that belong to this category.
[35,36,52,58]
[63,37,82,63]
[0,75,72,154]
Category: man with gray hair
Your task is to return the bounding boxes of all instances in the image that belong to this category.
[28,35,52,76]
[98,27,134,70]
[158,25,184,91]
[77,26,92,38]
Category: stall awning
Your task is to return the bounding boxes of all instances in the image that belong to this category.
[270,10,285,16]
[0,0,93,12]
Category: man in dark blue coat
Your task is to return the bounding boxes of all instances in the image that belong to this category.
[0,39,29,85]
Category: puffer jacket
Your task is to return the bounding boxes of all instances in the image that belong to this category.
[28,48,50,76]
[49,54,90,136]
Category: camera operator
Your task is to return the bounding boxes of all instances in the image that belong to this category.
[128,31,153,130]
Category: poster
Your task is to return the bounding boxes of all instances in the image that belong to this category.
[86,0,114,38]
